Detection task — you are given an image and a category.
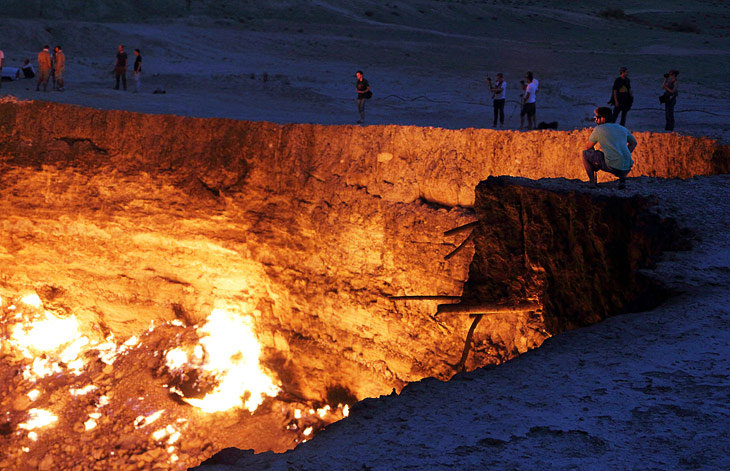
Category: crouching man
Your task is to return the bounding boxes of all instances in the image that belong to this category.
[582,106,637,189]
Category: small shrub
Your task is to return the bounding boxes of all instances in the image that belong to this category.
[598,8,628,20]
[666,20,701,33]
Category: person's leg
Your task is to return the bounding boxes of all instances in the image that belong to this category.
[493,100,498,127]
[527,104,536,129]
[357,98,365,123]
[520,106,525,129]
[665,98,675,131]
[619,107,628,126]
[134,72,140,92]
[115,70,120,89]
[582,149,604,186]
[122,71,127,90]
[607,167,630,189]
[497,99,505,126]
[611,106,620,123]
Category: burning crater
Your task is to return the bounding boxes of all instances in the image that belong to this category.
[0,100,727,470]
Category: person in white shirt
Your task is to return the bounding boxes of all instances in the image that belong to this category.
[522,71,538,130]
[488,72,506,128]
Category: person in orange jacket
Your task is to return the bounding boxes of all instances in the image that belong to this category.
[54,46,66,91]
[36,45,51,92]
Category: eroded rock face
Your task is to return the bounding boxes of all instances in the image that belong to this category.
[0,99,723,395]
[0,100,720,468]
[461,177,689,343]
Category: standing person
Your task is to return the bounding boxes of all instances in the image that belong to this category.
[488,72,506,128]
[522,71,538,130]
[661,69,679,131]
[114,44,128,91]
[610,66,633,125]
[133,49,142,93]
[50,47,56,90]
[36,45,51,92]
[519,79,527,129]
[581,107,637,189]
[54,46,65,91]
[355,70,371,124]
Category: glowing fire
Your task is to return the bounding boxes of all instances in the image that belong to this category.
[1,293,350,467]
[165,308,280,413]
[18,408,58,431]
[10,310,81,356]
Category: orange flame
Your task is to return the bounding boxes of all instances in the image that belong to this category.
[166,308,280,413]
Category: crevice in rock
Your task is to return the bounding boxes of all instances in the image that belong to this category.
[55,137,109,155]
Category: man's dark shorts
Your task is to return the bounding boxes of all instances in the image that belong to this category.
[523,102,536,117]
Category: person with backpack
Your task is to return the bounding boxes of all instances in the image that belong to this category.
[355,70,371,124]
[610,66,633,125]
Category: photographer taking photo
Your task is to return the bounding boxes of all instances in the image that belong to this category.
[487,73,506,128]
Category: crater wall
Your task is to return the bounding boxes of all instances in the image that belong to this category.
[0,100,726,403]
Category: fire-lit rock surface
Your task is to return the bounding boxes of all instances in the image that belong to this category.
[195,175,730,471]
[0,100,727,470]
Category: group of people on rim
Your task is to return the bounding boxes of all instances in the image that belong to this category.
[355,66,678,135]
[0,44,143,93]
[353,66,679,191]
[584,66,679,191]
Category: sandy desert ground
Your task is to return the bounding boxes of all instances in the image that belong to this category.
[0,0,729,140]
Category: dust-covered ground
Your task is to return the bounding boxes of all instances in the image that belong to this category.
[0,0,729,140]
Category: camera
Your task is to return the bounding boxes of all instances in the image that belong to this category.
[520,80,525,85]
[664,73,669,78]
